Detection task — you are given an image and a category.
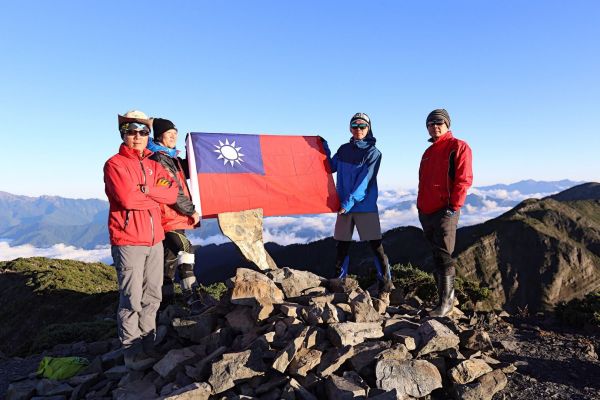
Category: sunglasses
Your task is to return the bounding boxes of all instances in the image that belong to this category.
[351,123,369,129]
[427,120,445,127]
[124,129,150,137]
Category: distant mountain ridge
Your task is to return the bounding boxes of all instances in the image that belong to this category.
[0,180,585,249]
[194,183,600,312]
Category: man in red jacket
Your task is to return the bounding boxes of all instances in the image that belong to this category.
[104,110,178,369]
[417,109,473,317]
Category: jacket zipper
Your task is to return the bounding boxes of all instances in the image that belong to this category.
[123,210,130,231]
[139,159,155,245]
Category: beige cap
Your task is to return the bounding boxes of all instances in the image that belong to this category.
[118,109,151,130]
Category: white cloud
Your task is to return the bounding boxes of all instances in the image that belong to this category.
[0,241,112,264]
[470,188,553,202]
[188,234,231,246]
[380,204,420,232]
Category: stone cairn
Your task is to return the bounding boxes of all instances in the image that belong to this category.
[7,266,516,400]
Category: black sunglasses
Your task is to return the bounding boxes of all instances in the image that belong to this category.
[125,130,150,137]
[351,123,369,129]
[427,120,445,127]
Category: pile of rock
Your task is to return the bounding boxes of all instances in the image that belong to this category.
[7,267,515,399]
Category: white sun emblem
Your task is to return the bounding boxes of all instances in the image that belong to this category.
[213,138,245,166]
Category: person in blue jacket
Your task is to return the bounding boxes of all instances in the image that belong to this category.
[323,112,394,292]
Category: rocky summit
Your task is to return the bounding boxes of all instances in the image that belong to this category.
[6,267,520,400]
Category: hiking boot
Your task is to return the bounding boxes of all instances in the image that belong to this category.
[123,342,156,371]
[429,273,455,318]
[183,288,205,315]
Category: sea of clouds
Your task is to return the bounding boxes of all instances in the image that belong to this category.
[0,187,558,264]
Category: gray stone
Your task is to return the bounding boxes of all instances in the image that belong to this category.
[255,374,289,395]
[304,326,326,349]
[185,346,227,382]
[377,344,412,363]
[100,347,124,368]
[383,317,420,337]
[6,380,37,400]
[317,345,354,377]
[417,319,460,356]
[225,305,257,333]
[449,358,494,385]
[288,377,318,400]
[153,345,204,379]
[218,209,278,270]
[113,379,158,400]
[272,326,310,373]
[161,382,212,400]
[372,297,388,314]
[104,365,129,381]
[303,302,345,325]
[350,341,392,372]
[351,291,382,323]
[268,267,325,298]
[35,379,73,397]
[375,359,442,398]
[328,322,384,347]
[329,277,360,293]
[171,313,216,342]
[392,333,416,351]
[208,349,266,394]
[230,268,285,320]
[289,348,323,377]
[460,329,495,352]
[278,303,304,318]
[326,374,367,399]
[453,369,508,400]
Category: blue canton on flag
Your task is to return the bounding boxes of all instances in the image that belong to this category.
[191,132,265,175]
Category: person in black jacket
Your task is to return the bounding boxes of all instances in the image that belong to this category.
[148,118,203,314]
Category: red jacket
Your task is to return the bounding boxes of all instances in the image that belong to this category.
[104,144,178,246]
[417,131,473,214]
[160,157,196,232]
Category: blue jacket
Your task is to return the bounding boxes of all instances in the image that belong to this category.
[323,133,381,213]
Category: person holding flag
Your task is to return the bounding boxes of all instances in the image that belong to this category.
[148,117,203,314]
[104,110,177,369]
[322,112,394,293]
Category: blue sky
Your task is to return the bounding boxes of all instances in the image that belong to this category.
[1,1,598,199]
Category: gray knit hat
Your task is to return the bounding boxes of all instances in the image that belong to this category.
[426,109,451,128]
[349,112,373,136]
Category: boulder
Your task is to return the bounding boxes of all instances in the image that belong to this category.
[417,319,460,356]
[375,359,442,398]
[328,322,384,347]
[326,374,367,399]
[217,209,278,270]
[272,326,310,373]
[268,268,325,298]
[208,349,266,394]
[153,345,204,379]
[448,359,493,384]
[317,345,355,377]
[230,268,285,316]
[161,382,212,400]
[351,291,383,323]
[289,348,323,377]
[453,369,508,400]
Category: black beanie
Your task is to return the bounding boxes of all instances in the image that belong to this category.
[153,118,177,140]
[426,109,451,128]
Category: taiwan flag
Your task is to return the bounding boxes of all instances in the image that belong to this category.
[186,132,340,218]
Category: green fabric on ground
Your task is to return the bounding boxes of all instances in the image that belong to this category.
[36,356,89,380]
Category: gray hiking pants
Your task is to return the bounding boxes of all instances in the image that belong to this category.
[419,209,460,276]
[111,243,163,347]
